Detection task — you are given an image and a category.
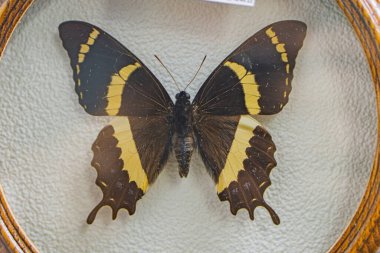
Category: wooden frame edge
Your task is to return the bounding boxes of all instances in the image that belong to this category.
[0,1,38,252]
[0,0,379,252]
[0,186,37,253]
[329,0,380,252]
[0,0,33,59]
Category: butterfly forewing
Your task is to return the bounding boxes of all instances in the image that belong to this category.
[193,20,307,223]
[192,20,307,115]
[59,21,173,116]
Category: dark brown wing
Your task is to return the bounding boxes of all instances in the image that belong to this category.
[59,21,173,116]
[192,20,307,115]
[193,115,279,224]
[87,116,172,224]
[192,21,307,223]
[59,21,175,223]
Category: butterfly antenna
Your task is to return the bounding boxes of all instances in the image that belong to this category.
[184,55,207,91]
[154,55,181,92]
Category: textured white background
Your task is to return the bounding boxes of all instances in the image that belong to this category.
[0,0,377,252]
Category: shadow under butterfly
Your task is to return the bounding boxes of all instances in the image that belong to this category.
[58,20,307,225]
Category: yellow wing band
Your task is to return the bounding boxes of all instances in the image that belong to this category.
[224,61,261,115]
[77,28,100,69]
[111,117,149,192]
[217,116,260,193]
[266,26,291,87]
[105,62,142,116]
[77,28,100,98]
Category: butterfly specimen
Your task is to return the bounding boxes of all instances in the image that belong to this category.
[59,20,306,224]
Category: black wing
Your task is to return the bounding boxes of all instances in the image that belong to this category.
[193,21,307,223]
[88,116,172,224]
[59,21,174,223]
[59,21,173,116]
[193,115,279,224]
[192,20,307,115]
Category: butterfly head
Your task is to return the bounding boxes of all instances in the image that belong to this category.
[175,91,190,100]
[175,91,191,108]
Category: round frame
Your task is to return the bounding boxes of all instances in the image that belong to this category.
[0,0,379,252]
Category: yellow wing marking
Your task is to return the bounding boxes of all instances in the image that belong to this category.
[265,27,276,38]
[259,181,267,188]
[271,36,279,44]
[111,117,149,192]
[108,85,124,97]
[105,62,142,115]
[111,75,125,85]
[276,43,286,53]
[281,53,288,63]
[89,29,100,39]
[119,63,142,80]
[76,28,100,68]
[217,116,260,193]
[224,61,260,115]
[78,53,85,63]
[87,37,95,45]
[266,27,291,76]
[80,44,90,53]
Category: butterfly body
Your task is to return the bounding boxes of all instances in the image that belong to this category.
[59,20,306,224]
[173,91,194,178]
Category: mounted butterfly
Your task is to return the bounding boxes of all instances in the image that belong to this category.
[58,20,306,224]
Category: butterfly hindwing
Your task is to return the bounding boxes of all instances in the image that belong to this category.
[87,116,172,224]
[59,21,173,116]
[193,115,279,223]
[192,20,307,115]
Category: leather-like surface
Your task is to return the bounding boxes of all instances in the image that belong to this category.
[0,0,376,252]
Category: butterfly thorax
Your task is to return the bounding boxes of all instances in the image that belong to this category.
[173,91,194,178]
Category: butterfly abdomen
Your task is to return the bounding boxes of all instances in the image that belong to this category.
[173,91,194,177]
[174,135,194,177]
